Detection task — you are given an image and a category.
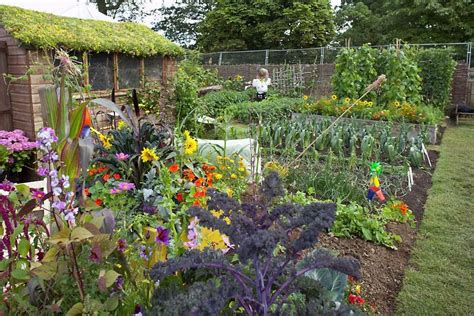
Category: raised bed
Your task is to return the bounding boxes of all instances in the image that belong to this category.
[292,113,439,144]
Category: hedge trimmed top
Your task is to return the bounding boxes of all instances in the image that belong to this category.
[0,5,184,57]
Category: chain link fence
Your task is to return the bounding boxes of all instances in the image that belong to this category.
[201,42,473,67]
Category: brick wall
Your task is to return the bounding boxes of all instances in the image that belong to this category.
[205,61,470,106]
[204,63,335,98]
[451,62,469,107]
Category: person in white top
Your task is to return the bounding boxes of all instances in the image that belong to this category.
[251,68,271,101]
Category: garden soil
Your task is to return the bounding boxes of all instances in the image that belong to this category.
[317,150,439,315]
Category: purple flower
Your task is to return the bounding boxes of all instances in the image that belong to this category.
[117,239,127,253]
[116,182,135,191]
[113,276,124,292]
[115,153,130,161]
[36,127,58,148]
[89,243,102,263]
[31,188,45,200]
[155,226,170,246]
[52,201,66,211]
[110,188,120,194]
[143,204,156,215]
[184,218,199,249]
[37,167,49,177]
[139,245,150,260]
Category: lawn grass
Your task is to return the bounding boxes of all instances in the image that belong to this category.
[396,121,474,315]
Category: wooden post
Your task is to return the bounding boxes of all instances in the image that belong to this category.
[113,53,119,90]
[140,58,145,88]
[82,52,89,86]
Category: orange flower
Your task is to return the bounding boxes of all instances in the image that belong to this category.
[95,198,103,206]
[193,190,206,198]
[102,174,110,181]
[194,178,204,188]
[193,200,201,207]
[169,164,179,173]
[183,169,196,181]
[394,202,409,216]
[84,188,90,196]
[113,173,121,180]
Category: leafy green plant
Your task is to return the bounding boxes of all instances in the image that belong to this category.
[416,48,457,110]
[331,201,400,248]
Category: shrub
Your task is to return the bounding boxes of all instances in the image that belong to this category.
[200,89,253,118]
[416,48,457,110]
[229,97,304,123]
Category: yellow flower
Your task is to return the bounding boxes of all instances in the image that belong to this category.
[235,74,242,81]
[303,95,309,101]
[230,173,237,179]
[331,95,337,101]
[394,101,401,107]
[117,121,126,130]
[363,100,369,106]
[238,167,245,172]
[99,133,113,150]
[355,284,362,295]
[368,101,373,107]
[141,147,158,162]
[214,173,223,180]
[344,97,350,103]
[226,188,233,197]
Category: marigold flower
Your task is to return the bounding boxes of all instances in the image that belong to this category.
[113,173,121,180]
[230,173,237,179]
[169,163,179,173]
[176,192,184,202]
[95,198,103,206]
[193,190,206,198]
[183,169,196,181]
[195,178,204,188]
[103,174,110,182]
[193,200,201,206]
[141,147,158,162]
[214,173,223,180]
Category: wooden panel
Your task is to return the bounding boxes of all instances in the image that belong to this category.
[0,41,12,130]
[10,92,39,103]
[7,55,27,65]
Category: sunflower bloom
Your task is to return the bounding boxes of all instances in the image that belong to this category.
[141,147,158,162]
[331,95,337,101]
[344,97,350,103]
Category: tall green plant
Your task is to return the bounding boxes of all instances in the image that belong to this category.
[332,44,378,100]
[416,48,457,110]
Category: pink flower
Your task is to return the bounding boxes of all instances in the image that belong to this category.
[115,153,130,161]
[117,182,135,191]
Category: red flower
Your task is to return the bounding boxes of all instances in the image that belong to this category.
[183,169,196,181]
[102,174,110,181]
[194,178,204,188]
[193,190,205,198]
[176,193,184,202]
[169,164,179,173]
[84,188,90,196]
[193,200,201,207]
[357,296,365,305]
[348,294,357,304]
[113,173,121,180]
[95,198,103,206]
[348,275,356,283]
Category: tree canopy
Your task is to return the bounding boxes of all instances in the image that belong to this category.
[153,0,215,48]
[196,0,335,52]
[336,0,474,45]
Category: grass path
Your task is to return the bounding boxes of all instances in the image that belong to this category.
[396,122,474,315]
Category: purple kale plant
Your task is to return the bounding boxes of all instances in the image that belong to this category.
[150,172,360,315]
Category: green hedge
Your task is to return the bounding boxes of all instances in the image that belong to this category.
[229,97,304,123]
[416,49,457,109]
[0,5,183,57]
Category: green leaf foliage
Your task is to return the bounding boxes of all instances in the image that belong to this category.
[197,0,335,51]
[0,5,183,57]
